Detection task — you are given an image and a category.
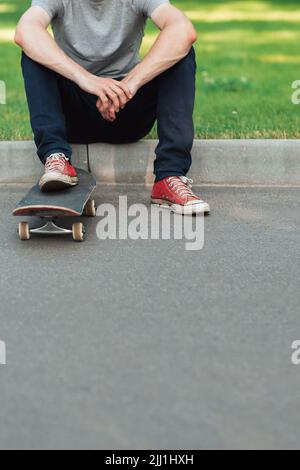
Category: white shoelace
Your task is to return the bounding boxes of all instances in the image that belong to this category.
[167,176,196,198]
[45,153,68,173]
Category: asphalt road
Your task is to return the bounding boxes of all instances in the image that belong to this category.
[0,183,299,450]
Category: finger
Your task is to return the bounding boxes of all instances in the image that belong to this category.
[98,100,105,113]
[111,85,127,108]
[106,89,120,112]
[97,102,109,119]
[113,80,133,99]
[105,101,116,120]
[99,92,110,110]
[109,106,116,120]
[104,113,113,122]
[101,107,113,121]
[101,101,115,122]
[96,98,102,111]
[96,98,111,120]
[96,100,103,115]
[105,112,115,122]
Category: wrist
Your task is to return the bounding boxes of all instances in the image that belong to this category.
[73,69,93,88]
[123,70,143,94]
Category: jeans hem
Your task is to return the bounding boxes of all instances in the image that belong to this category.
[154,171,188,183]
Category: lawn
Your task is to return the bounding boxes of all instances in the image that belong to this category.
[0,0,300,140]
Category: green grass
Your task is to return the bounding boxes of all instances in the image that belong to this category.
[1,0,300,139]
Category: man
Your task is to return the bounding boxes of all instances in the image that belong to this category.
[15,0,210,214]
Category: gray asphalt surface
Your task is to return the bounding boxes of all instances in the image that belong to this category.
[0,183,299,450]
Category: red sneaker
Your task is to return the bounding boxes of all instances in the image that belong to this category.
[151,176,210,215]
[39,153,79,192]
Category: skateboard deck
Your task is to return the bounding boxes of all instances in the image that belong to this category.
[13,169,97,242]
[13,169,96,217]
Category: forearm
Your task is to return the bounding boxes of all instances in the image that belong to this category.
[15,19,132,122]
[15,25,90,86]
[123,23,196,91]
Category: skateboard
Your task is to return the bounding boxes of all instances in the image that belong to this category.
[13,169,97,242]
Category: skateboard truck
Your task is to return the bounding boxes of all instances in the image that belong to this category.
[18,219,86,242]
[17,199,96,242]
[14,169,97,242]
[30,220,73,236]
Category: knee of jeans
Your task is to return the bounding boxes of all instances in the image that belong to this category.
[188,46,196,57]
[187,47,196,62]
[21,51,33,72]
[180,47,197,70]
[21,51,28,65]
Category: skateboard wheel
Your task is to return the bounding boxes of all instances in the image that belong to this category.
[84,199,97,217]
[18,222,30,241]
[72,222,85,242]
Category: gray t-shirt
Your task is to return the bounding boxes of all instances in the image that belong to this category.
[31,0,169,77]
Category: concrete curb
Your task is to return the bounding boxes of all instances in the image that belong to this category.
[0,139,300,186]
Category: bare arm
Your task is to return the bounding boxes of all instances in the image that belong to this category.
[15,6,132,120]
[122,4,197,94]
[97,4,196,121]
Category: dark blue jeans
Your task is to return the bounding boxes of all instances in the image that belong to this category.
[21,48,196,182]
